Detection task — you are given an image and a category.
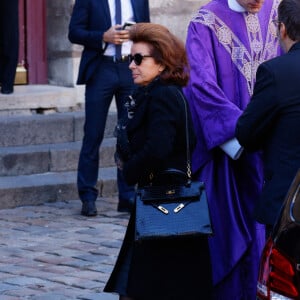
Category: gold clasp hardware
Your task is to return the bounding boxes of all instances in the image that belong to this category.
[166,189,175,195]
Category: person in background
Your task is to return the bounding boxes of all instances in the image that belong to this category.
[236,0,300,238]
[68,0,150,216]
[104,22,212,300]
[184,0,281,298]
[0,0,19,94]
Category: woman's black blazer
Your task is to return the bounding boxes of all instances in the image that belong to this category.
[122,80,196,186]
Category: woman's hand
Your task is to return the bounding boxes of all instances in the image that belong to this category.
[115,124,131,161]
[114,152,124,170]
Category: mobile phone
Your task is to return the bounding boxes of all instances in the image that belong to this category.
[122,21,136,30]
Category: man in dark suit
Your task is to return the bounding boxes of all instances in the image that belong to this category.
[236,0,300,235]
[68,0,150,216]
[0,0,19,94]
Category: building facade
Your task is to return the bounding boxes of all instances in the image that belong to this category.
[15,0,206,107]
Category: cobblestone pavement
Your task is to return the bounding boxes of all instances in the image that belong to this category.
[0,197,129,300]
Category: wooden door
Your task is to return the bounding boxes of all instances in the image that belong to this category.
[15,0,47,85]
[15,0,26,84]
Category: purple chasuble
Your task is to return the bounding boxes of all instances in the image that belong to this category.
[184,0,281,298]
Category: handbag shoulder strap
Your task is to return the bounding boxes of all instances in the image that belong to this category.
[174,88,192,184]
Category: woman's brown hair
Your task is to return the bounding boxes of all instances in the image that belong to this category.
[129,23,189,86]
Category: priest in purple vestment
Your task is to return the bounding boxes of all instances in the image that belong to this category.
[184,0,281,298]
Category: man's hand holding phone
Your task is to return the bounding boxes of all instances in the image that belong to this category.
[104,21,135,45]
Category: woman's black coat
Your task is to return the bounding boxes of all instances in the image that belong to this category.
[104,80,212,299]
[119,79,197,186]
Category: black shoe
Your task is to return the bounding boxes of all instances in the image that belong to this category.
[117,198,134,213]
[81,201,97,216]
[1,86,13,94]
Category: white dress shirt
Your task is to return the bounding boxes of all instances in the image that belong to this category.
[105,0,134,56]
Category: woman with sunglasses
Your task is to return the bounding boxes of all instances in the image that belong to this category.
[104,23,212,300]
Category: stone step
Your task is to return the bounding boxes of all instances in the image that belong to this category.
[0,85,80,116]
[0,138,116,176]
[0,167,118,209]
[0,85,119,209]
[0,110,117,147]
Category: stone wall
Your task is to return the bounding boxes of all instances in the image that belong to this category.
[46,0,208,92]
[149,0,203,42]
[46,0,76,87]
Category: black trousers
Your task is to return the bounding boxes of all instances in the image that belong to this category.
[0,0,19,90]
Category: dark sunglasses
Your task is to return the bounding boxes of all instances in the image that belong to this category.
[128,53,152,66]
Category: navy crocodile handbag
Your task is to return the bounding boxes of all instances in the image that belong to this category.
[134,89,213,241]
[135,180,213,241]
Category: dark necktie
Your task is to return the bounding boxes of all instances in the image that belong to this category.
[115,0,122,59]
